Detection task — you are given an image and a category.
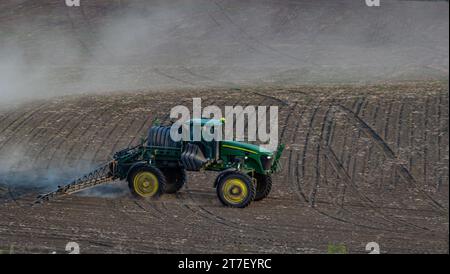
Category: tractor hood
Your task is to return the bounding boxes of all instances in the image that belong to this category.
[221,141,273,155]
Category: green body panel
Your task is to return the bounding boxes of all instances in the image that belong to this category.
[217,140,272,174]
[113,145,182,180]
[221,140,272,155]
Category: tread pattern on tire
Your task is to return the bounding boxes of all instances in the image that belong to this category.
[216,171,256,208]
[254,174,272,201]
[162,168,186,194]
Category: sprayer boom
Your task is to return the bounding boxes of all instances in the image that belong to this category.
[35,162,115,204]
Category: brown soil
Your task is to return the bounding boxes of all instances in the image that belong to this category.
[0,82,448,253]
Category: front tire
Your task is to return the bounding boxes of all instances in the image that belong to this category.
[216,171,255,208]
[254,174,272,201]
[128,166,165,198]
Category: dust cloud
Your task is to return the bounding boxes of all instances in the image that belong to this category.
[0,0,448,105]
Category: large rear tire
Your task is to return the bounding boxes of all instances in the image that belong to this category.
[254,174,272,201]
[216,171,255,208]
[128,166,165,198]
[161,168,186,194]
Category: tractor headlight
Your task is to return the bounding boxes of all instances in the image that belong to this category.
[260,155,273,171]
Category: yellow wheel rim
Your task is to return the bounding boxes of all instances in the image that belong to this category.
[133,171,159,197]
[222,178,248,204]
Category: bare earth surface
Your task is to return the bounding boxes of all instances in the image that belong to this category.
[0,0,448,253]
[0,82,448,253]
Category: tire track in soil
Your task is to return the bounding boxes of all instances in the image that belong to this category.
[0,207,171,253]
[312,101,380,231]
[378,100,393,191]
[333,99,436,232]
[309,100,337,208]
[407,97,415,173]
[89,113,136,164]
[335,104,448,215]
[272,91,356,223]
[67,104,118,166]
[286,91,338,206]
[0,108,26,135]
[425,92,449,208]
[129,193,292,252]
[10,105,76,170]
[368,101,387,190]
[435,91,449,196]
[296,99,322,204]
[326,97,364,210]
[31,106,88,167]
[335,97,366,209]
[384,99,401,186]
[45,106,102,169]
[278,101,304,201]
[126,115,152,148]
[285,99,315,202]
[363,100,390,195]
[155,197,369,253]
[293,89,346,206]
[0,102,50,151]
[423,97,430,190]
[107,198,170,253]
[27,195,440,253]
[290,91,438,231]
[109,117,140,153]
[427,95,442,196]
[59,104,111,167]
[88,110,131,165]
[129,199,223,253]
[435,94,443,192]
[0,109,55,159]
[392,100,406,199]
[407,97,426,186]
[344,97,382,199]
[310,111,416,233]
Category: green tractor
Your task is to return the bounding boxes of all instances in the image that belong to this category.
[37,118,284,208]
